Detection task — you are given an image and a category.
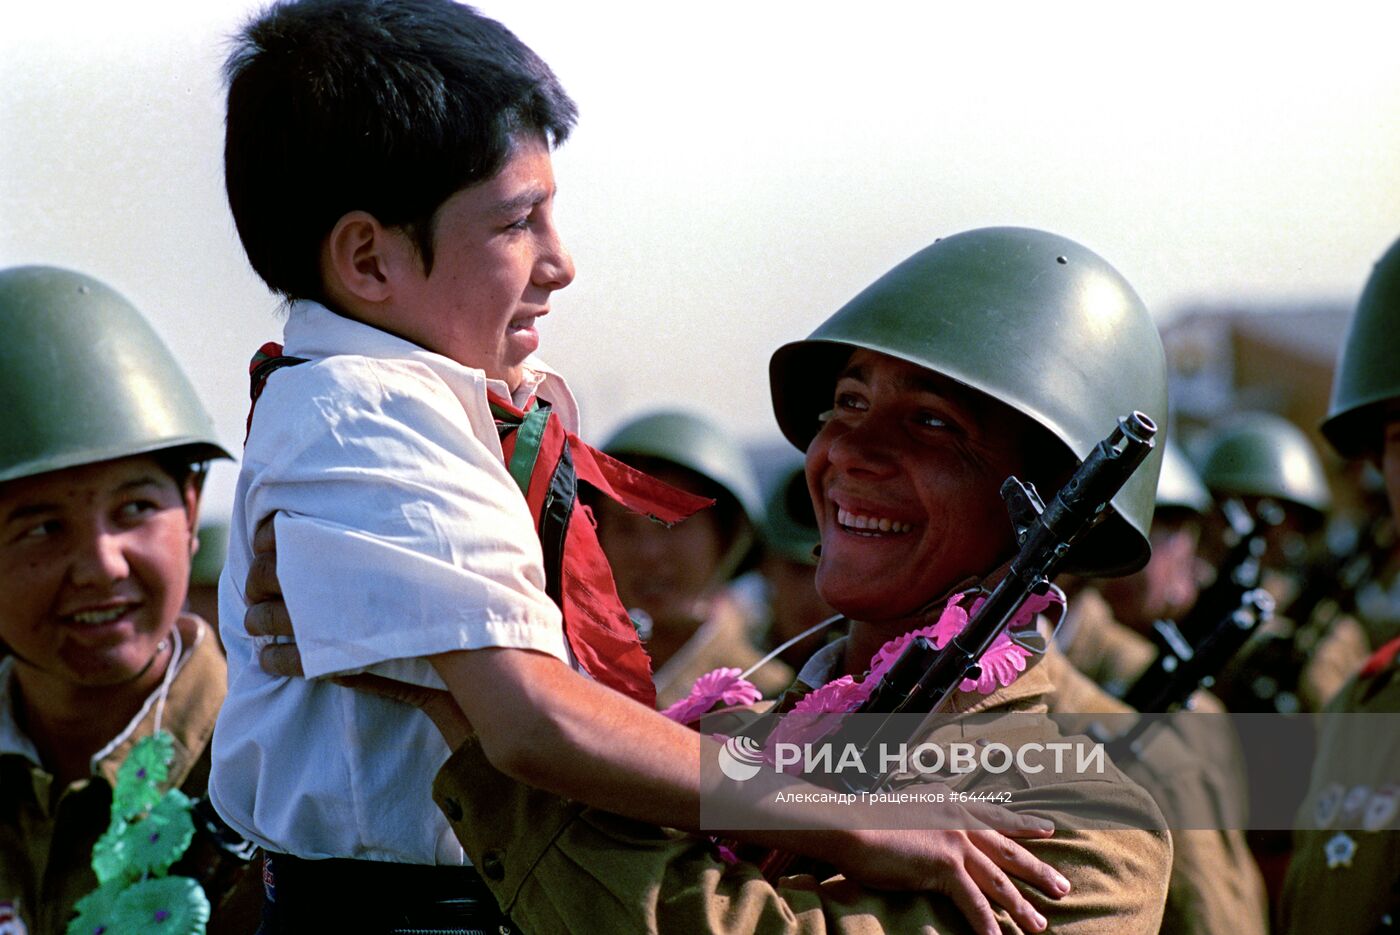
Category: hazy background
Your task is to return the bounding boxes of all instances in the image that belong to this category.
[3,0,1398,519]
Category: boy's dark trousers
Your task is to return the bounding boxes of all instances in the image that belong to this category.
[257,853,517,934]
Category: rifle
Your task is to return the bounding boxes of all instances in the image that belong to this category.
[844,411,1158,793]
[1119,497,1274,714]
[1234,510,1396,713]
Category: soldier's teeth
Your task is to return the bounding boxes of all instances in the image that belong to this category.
[836,508,911,534]
[72,608,125,625]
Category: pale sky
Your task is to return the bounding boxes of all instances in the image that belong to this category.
[2,0,1398,519]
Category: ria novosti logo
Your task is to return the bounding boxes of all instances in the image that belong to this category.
[717,736,765,781]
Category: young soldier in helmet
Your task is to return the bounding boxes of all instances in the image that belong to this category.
[214,1,1066,929]
[249,227,1176,933]
[1197,412,1370,713]
[0,267,258,932]
[1058,441,1212,696]
[1279,234,1400,935]
[594,411,793,706]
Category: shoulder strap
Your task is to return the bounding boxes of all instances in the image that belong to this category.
[245,341,308,444]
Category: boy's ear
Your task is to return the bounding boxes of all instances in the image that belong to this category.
[321,210,405,305]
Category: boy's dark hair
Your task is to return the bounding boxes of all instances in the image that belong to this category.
[224,0,577,301]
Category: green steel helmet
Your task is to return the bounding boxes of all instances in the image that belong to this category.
[762,459,820,567]
[191,520,230,587]
[602,410,763,526]
[1321,235,1400,459]
[602,410,763,581]
[769,226,1168,577]
[1156,439,1213,515]
[1198,412,1332,517]
[0,266,230,484]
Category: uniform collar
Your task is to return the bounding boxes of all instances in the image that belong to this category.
[0,658,42,764]
[0,617,225,790]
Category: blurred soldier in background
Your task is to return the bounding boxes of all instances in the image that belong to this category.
[1199,412,1370,713]
[1059,440,1213,697]
[595,411,794,706]
[755,458,841,671]
[1050,439,1269,935]
[1280,234,1400,935]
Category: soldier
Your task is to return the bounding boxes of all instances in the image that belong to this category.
[595,411,794,706]
[1279,234,1400,935]
[0,268,259,932]
[756,458,841,671]
[1200,412,1370,713]
[1058,440,1212,697]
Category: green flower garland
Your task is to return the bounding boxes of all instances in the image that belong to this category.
[67,731,210,935]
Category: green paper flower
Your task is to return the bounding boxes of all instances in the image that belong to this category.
[118,790,196,878]
[91,819,135,886]
[112,732,175,820]
[65,879,127,935]
[110,876,210,935]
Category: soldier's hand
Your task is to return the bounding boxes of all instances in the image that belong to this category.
[842,810,1068,935]
[242,514,476,750]
[245,515,300,675]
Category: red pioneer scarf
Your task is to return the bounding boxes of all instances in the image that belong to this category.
[246,343,710,706]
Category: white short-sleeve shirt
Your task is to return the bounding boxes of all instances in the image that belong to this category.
[209,301,579,863]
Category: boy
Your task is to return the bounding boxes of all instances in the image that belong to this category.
[210,1,1062,931]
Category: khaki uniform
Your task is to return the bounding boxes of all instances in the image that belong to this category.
[1041,646,1269,935]
[0,616,260,934]
[432,638,1172,934]
[654,590,795,709]
[1279,636,1400,935]
[1058,588,1156,698]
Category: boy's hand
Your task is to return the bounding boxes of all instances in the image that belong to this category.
[243,515,475,749]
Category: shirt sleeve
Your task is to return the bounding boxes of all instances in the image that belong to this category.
[240,355,567,683]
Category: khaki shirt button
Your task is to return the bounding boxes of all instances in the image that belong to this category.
[443,797,464,822]
[481,849,506,881]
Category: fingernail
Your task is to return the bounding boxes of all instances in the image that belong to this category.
[1033,910,1047,931]
[1055,874,1071,894]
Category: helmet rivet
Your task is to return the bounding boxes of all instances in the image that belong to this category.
[78,285,90,294]
[1056,256,1068,265]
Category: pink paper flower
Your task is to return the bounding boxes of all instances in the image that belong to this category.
[867,598,970,681]
[661,667,762,725]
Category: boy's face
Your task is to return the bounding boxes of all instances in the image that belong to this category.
[0,455,197,695]
[391,135,574,389]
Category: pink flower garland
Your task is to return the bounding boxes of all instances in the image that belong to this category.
[662,589,1063,755]
[660,667,763,726]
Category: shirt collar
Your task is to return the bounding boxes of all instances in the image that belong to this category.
[0,658,42,764]
[282,299,578,429]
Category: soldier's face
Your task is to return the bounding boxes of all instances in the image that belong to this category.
[805,350,1026,623]
[595,463,729,627]
[1099,513,1202,633]
[0,455,196,694]
[1383,416,1400,524]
